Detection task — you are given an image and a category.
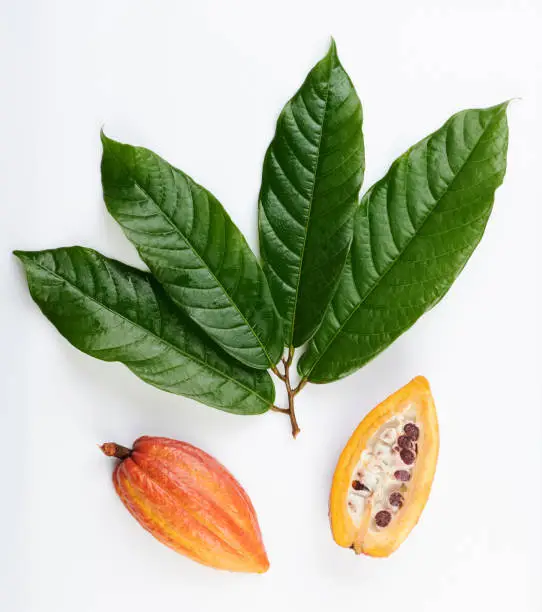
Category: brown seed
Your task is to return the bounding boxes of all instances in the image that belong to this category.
[352,480,370,492]
[397,435,413,450]
[394,470,411,482]
[375,510,392,528]
[404,423,419,441]
[389,492,404,508]
[400,449,416,465]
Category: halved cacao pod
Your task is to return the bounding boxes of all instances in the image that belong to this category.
[330,377,438,557]
[101,436,269,573]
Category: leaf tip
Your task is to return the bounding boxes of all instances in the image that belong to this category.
[328,36,338,58]
[503,97,521,109]
[484,100,512,125]
[100,128,110,147]
[100,129,122,153]
[490,100,513,115]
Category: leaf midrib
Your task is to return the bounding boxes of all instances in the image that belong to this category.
[24,255,272,406]
[104,140,274,367]
[288,55,334,346]
[304,108,504,379]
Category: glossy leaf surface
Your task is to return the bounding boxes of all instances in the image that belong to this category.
[259,40,364,347]
[101,134,283,370]
[299,103,509,383]
[15,247,275,414]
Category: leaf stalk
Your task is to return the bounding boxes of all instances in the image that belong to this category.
[271,347,306,438]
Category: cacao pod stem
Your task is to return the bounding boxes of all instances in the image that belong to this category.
[100,442,132,460]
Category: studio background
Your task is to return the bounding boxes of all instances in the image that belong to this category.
[2,1,541,611]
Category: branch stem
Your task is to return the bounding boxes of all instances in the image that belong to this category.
[271,365,286,382]
[270,347,308,437]
[270,405,290,414]
[283,347,300,437]
[293,378,307,395]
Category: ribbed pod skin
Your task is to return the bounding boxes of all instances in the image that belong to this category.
[111,436,269,573]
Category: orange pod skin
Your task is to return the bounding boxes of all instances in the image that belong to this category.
[330,377,439,557]
[101,437,269,573]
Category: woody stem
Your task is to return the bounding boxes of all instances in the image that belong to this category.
[271,348,307,437]
[100,442,132,460]
[283,347,300,437]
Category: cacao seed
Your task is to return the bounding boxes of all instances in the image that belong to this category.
[404,423,420,441]
[389,492,404,508]
[375,510,392,528]
[400,448,416,465]
[352,480,370,492]
[397,435,413,450]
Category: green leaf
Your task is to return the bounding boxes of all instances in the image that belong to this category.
[299,103,509,383]
[259,40,364,347]
[15,247,275,414]
[101,133,283,370]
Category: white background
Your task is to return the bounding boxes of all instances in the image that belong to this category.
[2,1,541,610]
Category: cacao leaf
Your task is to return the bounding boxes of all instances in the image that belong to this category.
[259,39,364,347]
[15,247,275,414]
[101,133,283,370]
[298,103,509,383]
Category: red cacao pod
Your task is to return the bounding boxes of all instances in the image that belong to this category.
[101,436,269,573]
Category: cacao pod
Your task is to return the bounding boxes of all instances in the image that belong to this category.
[330,377,439,557]
[101,436,269,573]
